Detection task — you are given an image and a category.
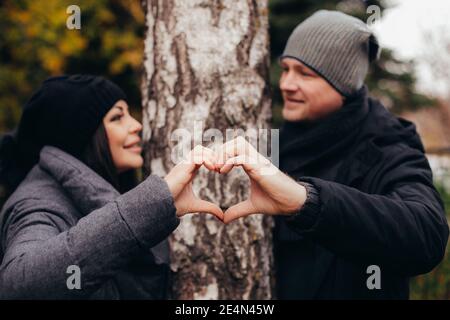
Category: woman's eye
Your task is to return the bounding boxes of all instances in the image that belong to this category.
[111,114,123,121]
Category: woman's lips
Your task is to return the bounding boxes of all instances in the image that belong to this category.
[124,144,142,153]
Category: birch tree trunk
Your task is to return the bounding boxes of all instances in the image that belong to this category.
[141,0,273,299]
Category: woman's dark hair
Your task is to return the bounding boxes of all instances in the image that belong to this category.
[82,122,139,194]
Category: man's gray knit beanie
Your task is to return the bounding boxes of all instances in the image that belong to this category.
[281,10,380,96]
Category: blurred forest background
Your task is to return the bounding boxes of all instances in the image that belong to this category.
[0,0,449,299]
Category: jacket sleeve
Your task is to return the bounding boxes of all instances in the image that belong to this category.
[287,146,449,277]
[0,175,179,299]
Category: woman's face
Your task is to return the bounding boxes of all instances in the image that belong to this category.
[103,100,143,173]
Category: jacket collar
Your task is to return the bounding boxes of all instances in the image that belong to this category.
[38,146,170,264]
[38,145,119,216]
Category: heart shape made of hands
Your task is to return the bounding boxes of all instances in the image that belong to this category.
[164,137,307,224]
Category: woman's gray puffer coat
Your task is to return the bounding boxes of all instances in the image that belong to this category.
[0,145,180,299]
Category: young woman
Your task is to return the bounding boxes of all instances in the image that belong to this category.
[0,75,222,299]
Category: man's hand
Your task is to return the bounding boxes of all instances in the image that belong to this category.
[164,145,224,221]
[215,137,307,224]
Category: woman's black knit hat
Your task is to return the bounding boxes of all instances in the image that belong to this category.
[0,74,126,194]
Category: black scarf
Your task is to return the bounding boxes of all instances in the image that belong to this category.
[279,86,370,175]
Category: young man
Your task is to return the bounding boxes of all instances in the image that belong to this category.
[219,10,449,299]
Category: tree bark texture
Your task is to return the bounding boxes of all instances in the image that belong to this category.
[141,0,273,299]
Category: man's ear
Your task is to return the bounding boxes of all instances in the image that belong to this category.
[368,34,380,63]
[339,94,346,108]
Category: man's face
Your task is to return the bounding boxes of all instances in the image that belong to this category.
[279,58,344,122]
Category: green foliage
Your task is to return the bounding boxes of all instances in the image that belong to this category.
[410,182,450,300]
[0,0,145,133]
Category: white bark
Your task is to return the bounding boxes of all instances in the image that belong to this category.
[141,0,273,299]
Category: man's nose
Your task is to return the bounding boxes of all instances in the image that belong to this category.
[280,72,298,92]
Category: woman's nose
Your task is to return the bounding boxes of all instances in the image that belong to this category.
[128,117,143,134]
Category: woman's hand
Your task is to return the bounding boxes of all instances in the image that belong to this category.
[164,145,224,221]
[215,137,307,224]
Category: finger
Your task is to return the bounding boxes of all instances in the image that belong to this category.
[219,156,243,174]
[208,144,223,171]
[219,162,236,174]
[219,155,256,174]
[202,147,218,171]
[191,199,224,221]
[188,146,217,172]
[223,199,257,224]
[203,157,217,172]
[216,137,258,170]
[215,137,244,166]
[173,161,196,182]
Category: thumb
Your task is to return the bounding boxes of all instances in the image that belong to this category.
[191,199,224,222]
[224,200,257,224]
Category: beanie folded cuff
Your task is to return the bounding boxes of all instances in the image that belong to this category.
[279,54,351,97]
